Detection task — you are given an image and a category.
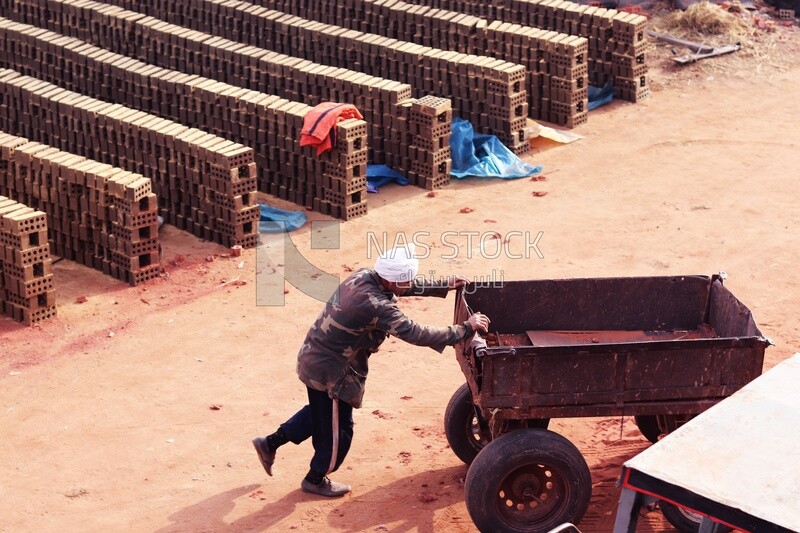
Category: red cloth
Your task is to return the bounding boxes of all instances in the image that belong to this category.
[299,102,363,156]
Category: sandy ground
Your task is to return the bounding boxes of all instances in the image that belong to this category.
[2,22,800,533]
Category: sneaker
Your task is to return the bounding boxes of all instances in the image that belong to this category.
[301,476,351,497]
[252,436,275,477]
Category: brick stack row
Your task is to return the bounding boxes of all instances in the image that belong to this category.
[0,132,162,285]
[502,1,649,100]
[0,194,56,325]
[0,68,260,248]
[266,0,589,128]
[68,0,529,155]
[0,17,371,217]
[373,0,650,102]
[495,25,588,127]
[277,110,369,220]
[250,4,531,154]
[481,21,589,128]
[0,2,452,191]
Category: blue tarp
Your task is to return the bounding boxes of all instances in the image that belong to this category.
[450,118,542,179]
[259,204,307,233]
[589,81,614,110]
[366,164,409,193]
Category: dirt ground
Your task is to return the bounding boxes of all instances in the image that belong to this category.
[2,18,800,533]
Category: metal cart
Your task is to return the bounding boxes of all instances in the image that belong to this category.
[447,274,770,532]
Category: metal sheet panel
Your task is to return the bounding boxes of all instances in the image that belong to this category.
[465,275,713,332]
[624,354,800,531]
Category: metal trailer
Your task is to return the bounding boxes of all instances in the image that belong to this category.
[446,274,771,533]
[613,353,800,533]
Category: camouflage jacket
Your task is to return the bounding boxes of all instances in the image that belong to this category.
[297,268,474,408]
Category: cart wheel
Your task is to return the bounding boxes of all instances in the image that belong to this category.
[464,428,591,533]
[444,383,491,464]
[633,415,663,443]
[445,384,549,465]
[634,414,693,444]
[660,501,733,533]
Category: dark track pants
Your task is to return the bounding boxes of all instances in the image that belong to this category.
[280,386,354,476]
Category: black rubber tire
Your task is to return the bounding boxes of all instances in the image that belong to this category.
[444,383,491,465]
[464,428,592,533]
[660,501,733,533]
[445,384,550,465]
[634,415,663,444]
[635,415,695,444]
[633,415,696,444]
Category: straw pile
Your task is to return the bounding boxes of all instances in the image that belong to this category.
[657,1,753,38]
[646,0,800,76]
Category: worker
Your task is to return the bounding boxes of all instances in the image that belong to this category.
[252,244,490,497]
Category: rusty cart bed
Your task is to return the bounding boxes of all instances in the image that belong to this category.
[445,274,770,533]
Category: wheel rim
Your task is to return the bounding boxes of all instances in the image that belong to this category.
[494,462,568,528]
[467,410,490,450]
[678,506,704,524]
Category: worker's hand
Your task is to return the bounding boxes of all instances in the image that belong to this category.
[468,312,491,333]
[445,275,470,289]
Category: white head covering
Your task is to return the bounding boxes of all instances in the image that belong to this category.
[374,244,419,283]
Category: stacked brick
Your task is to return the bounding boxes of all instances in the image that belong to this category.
[607,12,650,102]
[0,3,451,191]
[0,132,162,285]
[271,109,368,220]
[265,0,588,127]
[315,118,369,218]
[405,96,452,189]
[507,26,589,127]
[373,0,650,102]
[0,195,56,325]
[0,68,260,248]
[0,18,372,216]
[63,0,529,154]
